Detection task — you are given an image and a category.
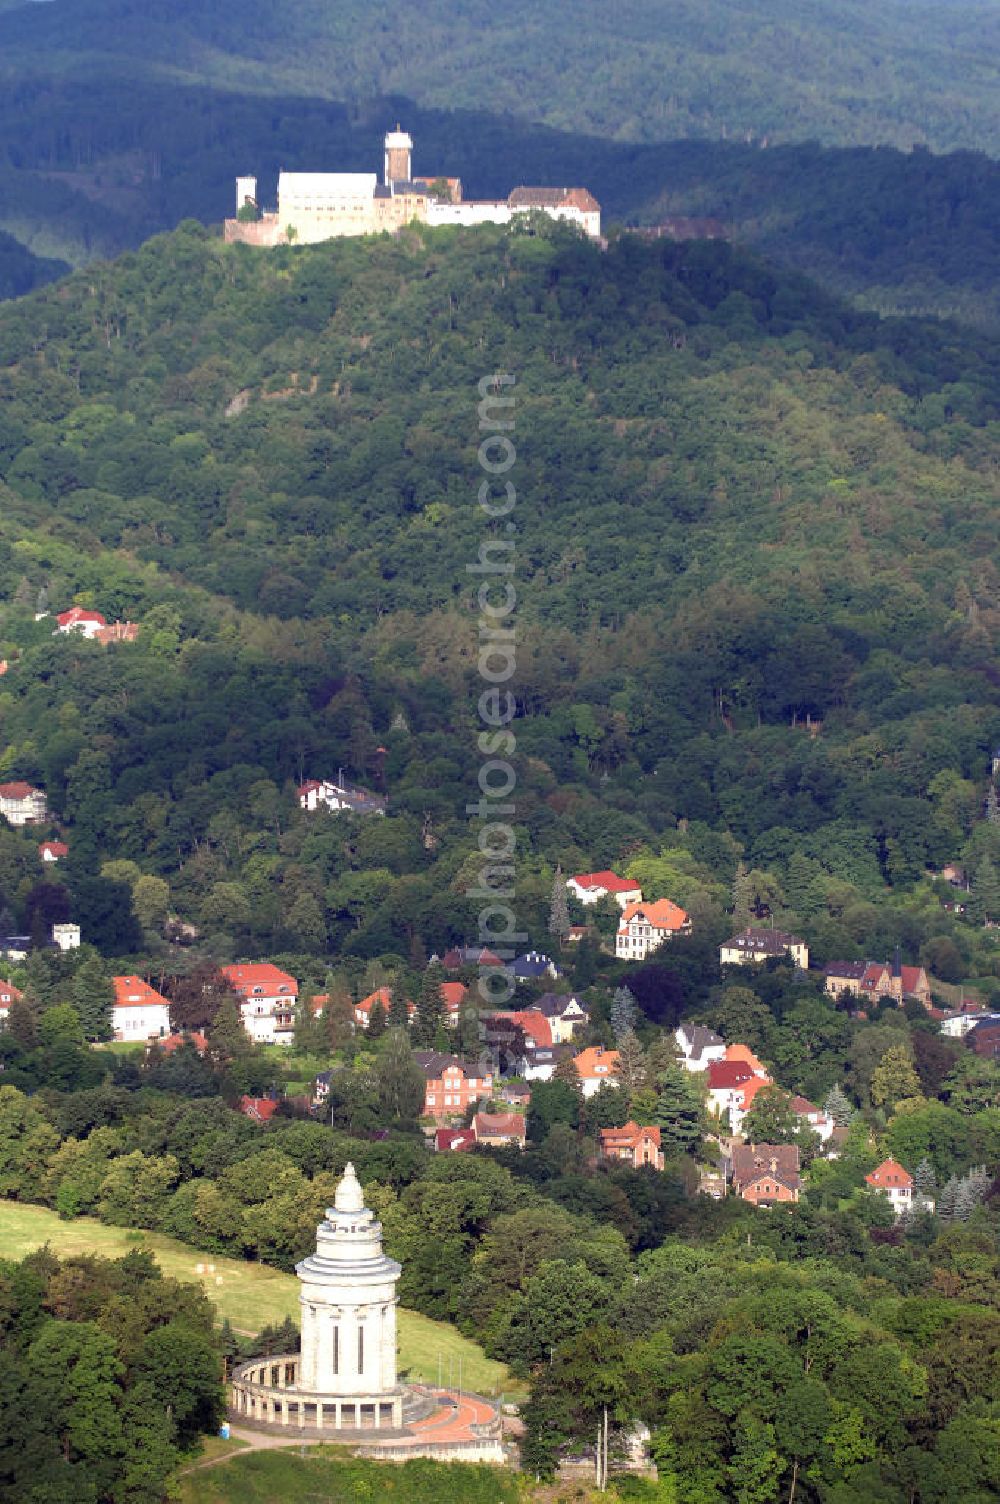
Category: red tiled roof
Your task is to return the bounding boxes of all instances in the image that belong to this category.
[435,1128,476,1152]
[221,963,298,998]
[736,1076,771,1112]
[789,1094,820,1115]
[240,1096,279,1122]
[473,1112,526,1140]
[38,840,68,858]
[441,982,468,1012]
[157,1031,208,1055]
[707,1060,754,1089]
[618,898,689,931]
[0,979,23,1006]
[511,1009,552,1048]
[599,1120,661,1149]
[570,870,640,893]
[573,1045,621,1080]
[0,781,39,799]
[56,606,106,627]
[113,975,170,1010]
[95,621,139,644]
[866,1158,913,1190]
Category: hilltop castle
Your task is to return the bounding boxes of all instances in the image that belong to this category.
[224,126,601,246]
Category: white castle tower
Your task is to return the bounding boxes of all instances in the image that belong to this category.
[294,1162,404,1425]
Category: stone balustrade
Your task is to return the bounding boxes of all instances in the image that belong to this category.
[230,1354,403,1432]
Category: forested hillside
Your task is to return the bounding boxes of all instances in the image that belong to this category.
[1,0,998,153]
[0,220,998,979]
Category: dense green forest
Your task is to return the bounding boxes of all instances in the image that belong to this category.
[2,83,1000,327]
[1,0,998,154]
[0,221,999,974]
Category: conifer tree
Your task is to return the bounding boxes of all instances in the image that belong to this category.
[387,986,410,1033]
[653,1062,703,1154]
[71,952,114,1041]
[614,1029,646,1097]
[987,784,1000,825]
[548,866,571,942]
[554,1053,583,1094]
[413,962,446,1045]
[937,1175,960,1220]
[913,1157,936,1199]
[610,985,638,1042]
[366,999,387,1039]
[208,994,251,1066]
[322,974,355,1051]
[7,994,38,1049]
[823,1083,854,1126]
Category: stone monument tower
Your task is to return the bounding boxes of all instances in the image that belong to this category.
[294,1162,404,1425]
[384,126,413,185]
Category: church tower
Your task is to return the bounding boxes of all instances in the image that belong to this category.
[384,126,413,186]
[295,1163,402,1411]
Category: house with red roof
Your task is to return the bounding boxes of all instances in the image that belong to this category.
[441,981,468,1025]
[567,870,643,909]
[56,606,107,639]
[824,957,931,1009]
[149,1031,208,1056]
[706,1058,755,1121]
[510,1009,553,1049]
[95,621,139,645]
[616,899,691,961]
[112,975,172,1041]
[0,978,23,1024]
[472,1111,526,1149]
[0,781,47,827]
[732,1144,801,1205]
[865,1158,913,1214]
[435,1127,476,1153]
[221,962,298,1044]
[730,1074,772,1136]
[297,778,386,816]
[789,1094,834,1142]
[573,1044,621,1098]
[38,840,68,863]
[598,1121,664,1170]
[414,1051,494,1121]
[240,1095,280,1123]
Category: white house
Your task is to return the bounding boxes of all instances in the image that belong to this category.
[789,1094,835,1142]
[222,962,298,1044]
[674,1023,726,1072]
[298,779,386,816]
[113,975,172,1041]
[566,870,643,909]
[940,1007,999,1038]
[51,922,80,952]
[39,840,68,863]
[865,1158,913,1216]
[720,927,809,970]
[0,782,47,826]
[616,899,691,961]
[573,1045,621,1098]
[55,606,107,639]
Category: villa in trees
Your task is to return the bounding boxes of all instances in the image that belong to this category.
[823,957,931,1008]
[573,1044,621,1097]
[674,1023,726,1072]
[566,870,643,908]
[472,1111,526,1149]
[865,1158,913,1214]
[615,898,691,960]
[533,993,589,1042]
[298,778,387,816]
[39,840,68,862]
[731,1144,801,1205]
[0,781,47,826]
[414,1052,495,1120]
[112,976,172,1041]
[598,1121,664,1170]
[55,606,107,638]
[719,926,809,969]
[222,962,298,1044]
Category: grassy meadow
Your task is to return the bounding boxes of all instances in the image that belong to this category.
[0,1200,514,1395]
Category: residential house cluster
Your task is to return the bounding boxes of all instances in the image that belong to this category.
[824,955,931,1009]
[55,607,139,645]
